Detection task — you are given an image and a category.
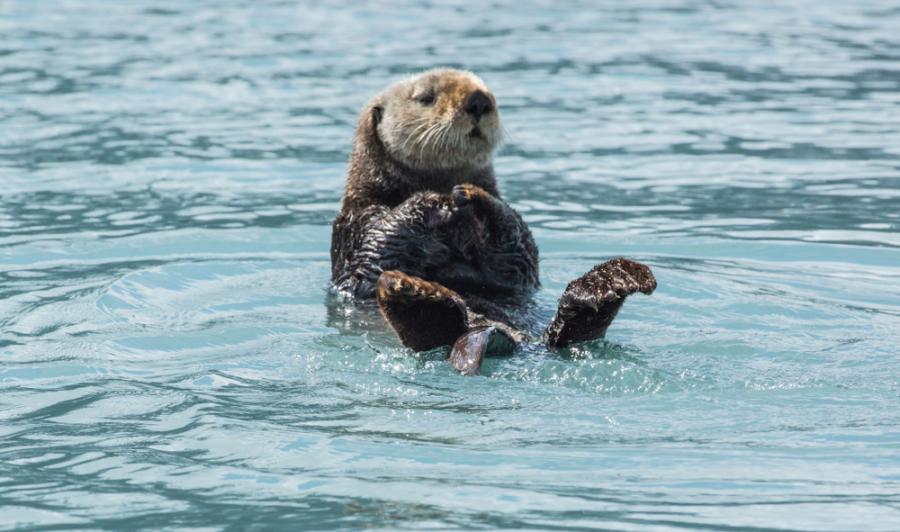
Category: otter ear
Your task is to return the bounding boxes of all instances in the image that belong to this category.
[357,103,384,148]
[371,105,383,125]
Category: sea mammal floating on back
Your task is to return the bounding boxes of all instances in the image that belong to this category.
[331,69,656,374]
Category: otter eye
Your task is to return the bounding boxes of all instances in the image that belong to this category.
[415,92,436,106]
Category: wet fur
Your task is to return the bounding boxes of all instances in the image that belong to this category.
[331,69,538,303]
[331,69,656,372]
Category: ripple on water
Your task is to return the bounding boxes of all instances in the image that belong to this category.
[3,0,900,529]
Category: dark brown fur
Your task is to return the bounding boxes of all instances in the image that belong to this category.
[331,70,656,374]
[330,84,538,302]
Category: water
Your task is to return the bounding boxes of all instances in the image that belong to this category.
[2,0,899,529]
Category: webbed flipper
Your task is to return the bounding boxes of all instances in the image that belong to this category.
[375,270,468,352]
[544,258,656,349]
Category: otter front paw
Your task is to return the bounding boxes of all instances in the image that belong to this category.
[451,183,494,210]
[544,258,656,348]
[376,271,469,352]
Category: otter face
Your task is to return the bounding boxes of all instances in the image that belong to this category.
[374,69,501,170]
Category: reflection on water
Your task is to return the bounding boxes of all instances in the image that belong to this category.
[2,0,900,529]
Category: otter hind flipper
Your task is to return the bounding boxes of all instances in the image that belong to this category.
[448,326,517,376]
[376,271,469,352]
[544,258,656,349]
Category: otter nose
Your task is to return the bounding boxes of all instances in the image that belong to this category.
[464,90,493,121]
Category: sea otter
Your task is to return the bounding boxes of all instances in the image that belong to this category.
[331,69,656,374]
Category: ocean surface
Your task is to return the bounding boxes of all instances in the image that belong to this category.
[2,1,900,529]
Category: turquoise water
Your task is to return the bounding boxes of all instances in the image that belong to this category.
[2,0,900,529]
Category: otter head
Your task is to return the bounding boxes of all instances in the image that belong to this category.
[365,69,501,171]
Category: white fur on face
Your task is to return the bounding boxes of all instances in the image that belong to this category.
[376,69,501,170]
